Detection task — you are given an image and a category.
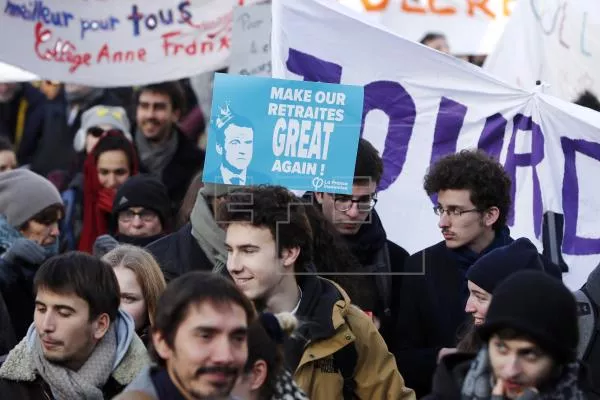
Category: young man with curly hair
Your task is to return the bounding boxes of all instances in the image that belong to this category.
[392,150,562,398]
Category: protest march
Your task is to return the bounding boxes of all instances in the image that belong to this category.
[1,0,600,399]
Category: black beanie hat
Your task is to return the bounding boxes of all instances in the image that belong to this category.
[111,175,171,232]
[478,270,578,364]
[466,238,544,294]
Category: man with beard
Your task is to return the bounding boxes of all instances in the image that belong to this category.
[134,82,205,212]
[118,271,254,400]
[0,82,46,167]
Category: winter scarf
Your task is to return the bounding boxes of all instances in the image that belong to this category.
[78,135,139,253]
[190,193,227,272]
[33,324,117,400]
[461,347,586,400]
[344,209,387,265]
[135,128,178,179]
[0,215,58,259]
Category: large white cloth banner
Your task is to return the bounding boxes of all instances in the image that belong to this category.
[272,0,600,289]
[484,0,600,102]
[338,0,516,54]
[0,0,250,86]
[0,61,38,82]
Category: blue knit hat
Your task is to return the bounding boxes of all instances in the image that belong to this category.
[466,238,544,294]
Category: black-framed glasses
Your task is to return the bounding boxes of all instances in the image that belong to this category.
[333,194,378,212]
[119,209,158,223]
[433,206,481,217]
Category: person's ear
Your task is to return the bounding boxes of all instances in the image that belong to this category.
[314,192,324,205]
[281,246,300,267]
[483,206,500,228]
[92,313,111,340]
[250,360,268,391]
[172,109,181,122]
[152,330,174,361]
[216,143,223,155]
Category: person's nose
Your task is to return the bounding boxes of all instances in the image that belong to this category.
[438,211,451,229]
[131,215,144,228]
[227,252,243,273]
[211,336,235,364]
[40,311,56,333]
[49,222,60,237]
[465,296,476,313]
[345,202,361,219]
[502,355,523,379]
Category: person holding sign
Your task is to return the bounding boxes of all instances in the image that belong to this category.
[219,185,415,400]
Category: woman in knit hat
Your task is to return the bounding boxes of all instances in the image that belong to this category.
[77,131,139,253]
[427,270,590,399]
[0,169,64,338]
[455,238,546,354]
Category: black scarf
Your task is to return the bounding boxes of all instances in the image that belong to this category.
[344,209,387,265]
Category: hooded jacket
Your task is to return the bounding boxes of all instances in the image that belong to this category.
[287,275,415,400]
[0,310,150,400]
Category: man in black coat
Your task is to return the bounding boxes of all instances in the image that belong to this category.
[311,138,409,350]
[393,150,562,398]
[146,183,235,282]
[133,81,205,212]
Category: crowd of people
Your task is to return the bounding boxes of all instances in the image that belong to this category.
[2,52,600,399]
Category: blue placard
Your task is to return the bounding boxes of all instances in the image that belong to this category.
[202,73,364,194]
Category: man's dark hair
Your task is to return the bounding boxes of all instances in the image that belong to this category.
[0,135,14,152]
[218,185,313,272]
[419,32,446,45]
[424,149,512,231]
[150,271,255,365]
[574,90,600,112]
[34,252,120,321]
[136,81,186,113]
[354,138,383,185]
[92,132,138,174]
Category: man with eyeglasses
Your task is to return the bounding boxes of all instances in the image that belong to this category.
[392,150,562,398]
[313,138,409,348]
[93,175,172,256]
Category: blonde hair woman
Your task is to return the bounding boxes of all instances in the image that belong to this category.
[102,244,166,342]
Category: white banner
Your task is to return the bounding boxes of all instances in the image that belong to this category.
[0,62,39,82]
[338,0,516,54]
[0,0,247,87]
[272,0,600,289]
[229,3,272,77]
[484,0,600,102]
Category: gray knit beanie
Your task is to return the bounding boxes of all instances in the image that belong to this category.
[0,169,63,228]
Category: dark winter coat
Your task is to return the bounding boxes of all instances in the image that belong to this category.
[145,223,212,282]
[393,234,562,398]
[0,83,47,166]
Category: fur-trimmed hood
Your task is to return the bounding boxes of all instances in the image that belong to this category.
[0,310,149,386]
